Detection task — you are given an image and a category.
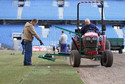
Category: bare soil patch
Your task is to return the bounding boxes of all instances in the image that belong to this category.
[75,53,125,84]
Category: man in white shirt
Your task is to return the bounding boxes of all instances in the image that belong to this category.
[59,31,68,52]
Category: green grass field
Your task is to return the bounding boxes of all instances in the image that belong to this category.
[0,50,84,84]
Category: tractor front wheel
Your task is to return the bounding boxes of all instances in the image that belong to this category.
[70,50,81,67]
[100,50,113,67]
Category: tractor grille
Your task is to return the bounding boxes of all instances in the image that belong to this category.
[84,37,98,48]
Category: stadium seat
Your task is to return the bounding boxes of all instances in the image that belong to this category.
[0,0,18,19]
[22,0,58,19]
[104,1,125,20]
[105,25,119,38]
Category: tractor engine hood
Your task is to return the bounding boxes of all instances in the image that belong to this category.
[84,32,98,37]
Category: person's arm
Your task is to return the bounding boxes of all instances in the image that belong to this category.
[28,26,41,41]
[28,26,44,45]
[80,25,85,35]
[91,24,99,34]
[67,35,68,42]
[95,26,99,34]
[21,30,24,45]
[59,35,62,44]
[23,29,24,34]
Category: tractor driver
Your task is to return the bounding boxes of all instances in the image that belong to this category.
[80,19,99,35]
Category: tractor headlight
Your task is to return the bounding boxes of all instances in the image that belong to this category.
[85,37,91,40]
[92,37,97,40]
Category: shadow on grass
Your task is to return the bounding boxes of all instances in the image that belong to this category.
[79,64,100,68]
[36,63,69,67]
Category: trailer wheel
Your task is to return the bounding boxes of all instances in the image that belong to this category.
[70,50,81,67]
[100,50,113,67]
[119,49,123,54]
[71,41,77,50]
[105,40,110,50]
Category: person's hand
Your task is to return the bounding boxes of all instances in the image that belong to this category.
[21,39,24,45]
[39,40,44,45]
[98,31,101,36]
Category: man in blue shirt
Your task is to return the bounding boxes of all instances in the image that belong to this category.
[80,19,99,35]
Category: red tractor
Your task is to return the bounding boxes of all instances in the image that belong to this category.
[70,1,113,67]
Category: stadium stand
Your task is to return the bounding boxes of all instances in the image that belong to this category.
[64,0,100,20]
[105,25,119,38]
[0,0,18,19]
[22,0,58,19]
[0,24,45,49]
[0,0,124,50]
[0,25,24,49]
[41,25,77,46]
[115,29,124,38]
[0,0,125,20]
[0,24,121,48]
[104,1,125,20]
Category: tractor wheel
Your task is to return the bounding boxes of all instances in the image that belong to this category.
[71,41,77,50]
[100,52,105,66]
[70,50,81,67]
[119,49,123,54]
[100,50,113,67]
[105,40,110,50]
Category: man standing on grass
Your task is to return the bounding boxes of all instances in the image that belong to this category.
[59,31,68,52]
[23,18,44,66]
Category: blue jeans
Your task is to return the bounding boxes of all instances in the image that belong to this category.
[60,44,67,52]
[24,41,32,65]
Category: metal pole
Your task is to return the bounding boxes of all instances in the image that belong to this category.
[55,26,81,36]
[77,2,82,54]
[101,0,104,32]
[77,3,80,31]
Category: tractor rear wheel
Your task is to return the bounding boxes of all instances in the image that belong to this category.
[105,40,110,50]
[100,50,113,67]
[70,50,81,67]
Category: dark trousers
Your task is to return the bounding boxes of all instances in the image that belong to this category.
[60,44,67,52]
[24,41,32,65]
